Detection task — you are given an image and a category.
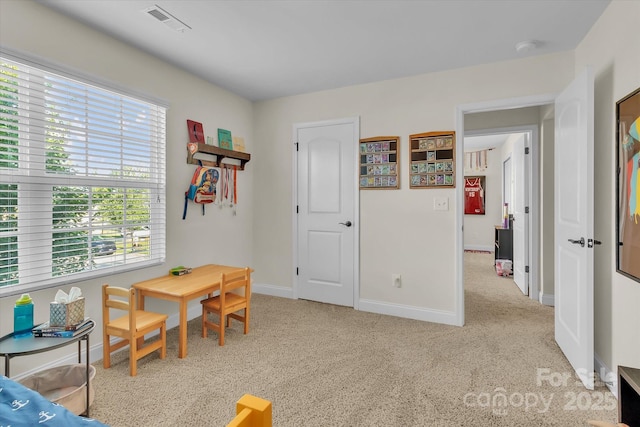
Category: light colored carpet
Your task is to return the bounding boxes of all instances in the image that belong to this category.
[89,252,617,426]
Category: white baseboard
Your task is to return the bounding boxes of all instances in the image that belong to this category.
[11,334,106,382]
[253,286,459,326]
[540,293,554,306]
[358,298,459,326]
[594,353,617,398]
[464,244,494,252]
[252,283,294,299]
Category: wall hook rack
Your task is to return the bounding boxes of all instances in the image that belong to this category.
[187,143,251,170]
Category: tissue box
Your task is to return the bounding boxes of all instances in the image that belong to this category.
[50,297,85,327]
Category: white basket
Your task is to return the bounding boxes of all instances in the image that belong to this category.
[18,364,95,415]
[495,259,513,276]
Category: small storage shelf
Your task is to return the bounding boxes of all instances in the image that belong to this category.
[619,366,640,426]
[494,226,513,262]
[187,143,251,170]
[359,136,399,189]
[409,131,455,188]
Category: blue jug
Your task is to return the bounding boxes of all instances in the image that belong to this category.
[14,293,34,338]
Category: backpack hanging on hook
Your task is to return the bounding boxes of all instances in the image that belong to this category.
[183,161,220,219]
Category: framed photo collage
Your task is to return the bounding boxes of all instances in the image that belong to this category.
[359,132,455,190]
[359,136,399,189]
[409,131,455,189]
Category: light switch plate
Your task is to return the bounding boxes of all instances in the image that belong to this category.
[434,197,449,211]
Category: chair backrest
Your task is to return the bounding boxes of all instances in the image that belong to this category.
[220,267,251,302]
[102,284,136,330]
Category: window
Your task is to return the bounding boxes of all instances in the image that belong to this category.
[0,53,166,297]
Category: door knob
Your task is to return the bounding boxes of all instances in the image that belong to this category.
[339,221,352,227]
[588,238,601,248]
[568,237,585,247]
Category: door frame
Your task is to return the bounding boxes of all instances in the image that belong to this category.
[455,94,553,326]
[291,117,361,309]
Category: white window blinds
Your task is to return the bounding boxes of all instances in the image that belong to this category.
[0,54,167,296]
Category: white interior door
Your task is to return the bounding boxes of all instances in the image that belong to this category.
[295,118,358,307]
[512,134,528,294]
[554,67,594,389]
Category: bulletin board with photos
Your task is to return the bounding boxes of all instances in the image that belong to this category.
[409,131,455,188]
[359,136,399,189]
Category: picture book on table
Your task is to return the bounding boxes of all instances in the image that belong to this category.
[32,318,93,337]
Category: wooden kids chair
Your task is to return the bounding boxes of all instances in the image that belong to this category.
[102,284,168,376]
[201,267,251,346]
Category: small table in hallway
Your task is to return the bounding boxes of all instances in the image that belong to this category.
[132,264,248,358]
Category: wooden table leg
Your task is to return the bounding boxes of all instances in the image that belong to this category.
[136,292,145,350]
[137,292,145,310]
[179,300,187,358]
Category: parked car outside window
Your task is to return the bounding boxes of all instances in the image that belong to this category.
[91,239,117,256]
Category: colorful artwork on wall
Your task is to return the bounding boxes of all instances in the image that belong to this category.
[616,87,640,282]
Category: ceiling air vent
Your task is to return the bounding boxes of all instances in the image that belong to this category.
[143,5,191,33]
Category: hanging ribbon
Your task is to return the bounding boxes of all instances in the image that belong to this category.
[233,166,237,205]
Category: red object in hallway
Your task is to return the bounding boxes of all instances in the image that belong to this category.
[464,176,485,214]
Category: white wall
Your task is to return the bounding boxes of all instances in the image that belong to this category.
[253,53,575,323]
[573,0,640,378]
[0,0,254,376]
[465,107,542,132]
[501,134,518,205]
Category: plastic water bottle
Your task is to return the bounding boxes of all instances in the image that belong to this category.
[14,293,34,338]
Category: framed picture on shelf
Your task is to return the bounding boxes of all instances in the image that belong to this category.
[186,120,204,143]
[616,87,640,282]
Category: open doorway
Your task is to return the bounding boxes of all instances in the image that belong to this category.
[456,71,595,390]
[454,95,557,328]
[463,128,533,298]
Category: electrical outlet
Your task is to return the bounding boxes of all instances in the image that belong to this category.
[434,197,449,211]
[392,273,402,288]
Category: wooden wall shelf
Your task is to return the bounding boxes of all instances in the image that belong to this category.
[187,143,251,170]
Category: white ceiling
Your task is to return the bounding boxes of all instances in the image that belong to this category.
[37,0,610,102]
